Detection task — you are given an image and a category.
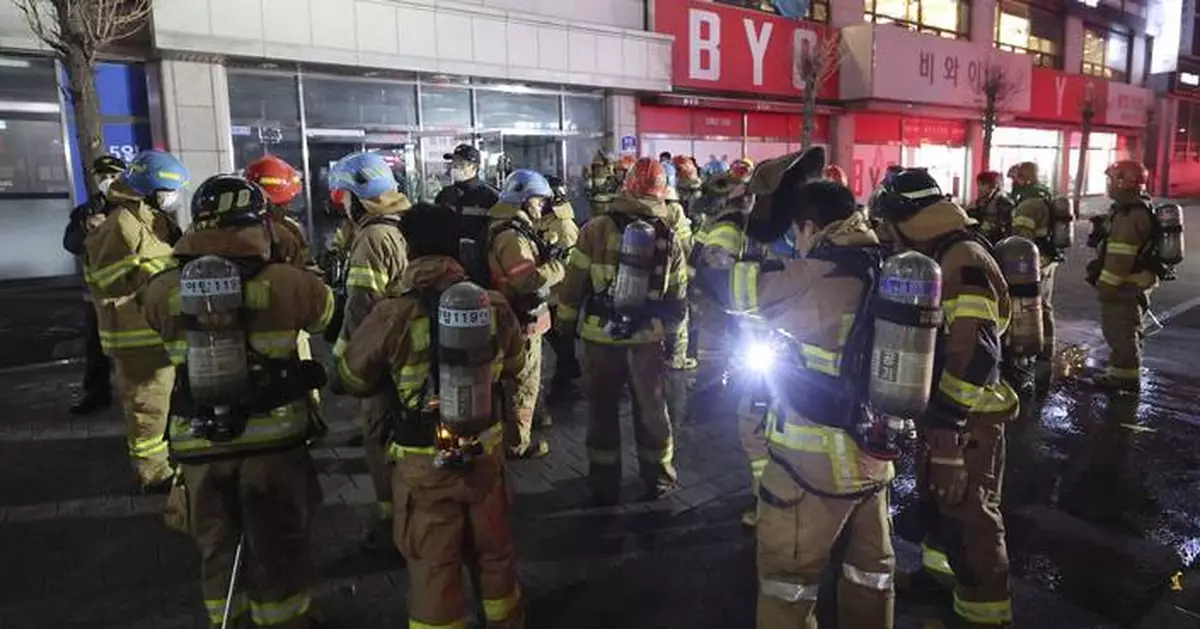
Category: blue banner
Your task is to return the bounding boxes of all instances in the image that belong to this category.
[64,62,151,203]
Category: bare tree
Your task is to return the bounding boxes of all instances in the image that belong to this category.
[793,35,843,149]
[1071,87,1098,211]
[976,62,1024,171]
[12,0,152,196]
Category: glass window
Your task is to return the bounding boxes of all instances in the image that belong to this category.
[995,1,1063,69]
[0,118,70,195]
[475,91,561,131]
[304,77,417,129]
[420,85,472,129]
[0,55,59,106]
[565,137,602,221]
[712,0,831,22]
[865,0,969,39]
[228,72,300,124]
[1082,25,1130,81]
[564,96,604,133]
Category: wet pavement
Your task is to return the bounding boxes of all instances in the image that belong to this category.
[2,210,1200,628]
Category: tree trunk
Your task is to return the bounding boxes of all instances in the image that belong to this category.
[981,108,995,172]
[65,48,103,197]
[802,76,817,149]
[1072,113,1093,211]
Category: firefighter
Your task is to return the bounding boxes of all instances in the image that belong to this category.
[83,149,186,491]
[876,169,1018,628]
[715,173,898,629]
[141,174,334,629]
[488,169,564,458]
[540,175,582,401]
[822,164,849,187]
[663,162,696,371]
[672,155,704,217]
[1087,160,1158,393]
[556,157,687,504]
[968,171,1015,243]
[434,144,500,245]
[584,151,621,219]
[334,202,526,629]
[64,154,127,415]
[1009,162,1062,384]
[244,155,309,267]
[330,151,413,552]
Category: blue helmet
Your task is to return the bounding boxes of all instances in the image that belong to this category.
[662,162,678,189]
[500,169,553,205]
[328,152,397,200]
[121,150,190,197]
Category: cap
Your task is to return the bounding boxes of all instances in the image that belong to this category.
[443,144,480,164]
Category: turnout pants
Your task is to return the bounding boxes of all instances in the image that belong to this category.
[548,307,580,384]
[737,389,769,498]
[393,451,523,629]
[182,448,319,629]
[1039,263,1057,361]
[1100,294,1145,382]
[756,464,895,629]
[506,334,544,451]
[918,420,1012,627]
[112,352,174,486]
[360,393,394,520]
[583,341,677,501]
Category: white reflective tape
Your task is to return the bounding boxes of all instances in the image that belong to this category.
[842,563,894,591]
[760,578,819,603]
[439,307,492,328]
[900,187,943,200]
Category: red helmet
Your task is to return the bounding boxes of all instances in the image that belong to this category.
[616,155,637,172]
[672,155,700,181]
[622,158,668,199]
[822,164,848,187]
[1105,160,1149,192]
[976,171,1003,186]
[730,158,754,182]
[244,155,302,205]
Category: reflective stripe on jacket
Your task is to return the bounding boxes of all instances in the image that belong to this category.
[1096,198,1158,293]
[84,184,179,357]
[335,218,407,356]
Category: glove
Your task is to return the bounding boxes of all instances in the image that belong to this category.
[926,428,968,506]
[540,243,568,264]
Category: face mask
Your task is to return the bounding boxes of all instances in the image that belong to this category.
[96,178,113,196]
[451,167,473,183]
[154,190,182,212]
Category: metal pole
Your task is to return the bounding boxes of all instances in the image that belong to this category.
[221,535,245,629]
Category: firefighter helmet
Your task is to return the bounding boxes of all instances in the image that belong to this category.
[500,169,553,205]
[1011,162,1039,186]
[122,150,190,196]
[877,168,944,224]
[329,152,397,200]
[244,155,303,205]
[673,155,700,182]
[616,155,637,173]
[730,158,755,182]
[1105,160,1149,193]
[191,175,268,228]
[622,158,668,200]
[976,170,1003,187]
[822,164,848,187]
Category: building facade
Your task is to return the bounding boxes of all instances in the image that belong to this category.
[644,0,1158,204]
[0,0,672,280]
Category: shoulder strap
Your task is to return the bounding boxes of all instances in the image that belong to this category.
[409,286,444,397]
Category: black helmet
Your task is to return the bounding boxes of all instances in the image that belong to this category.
[876,168,943,224]
[92,155,126,176]
[191,175,267,228]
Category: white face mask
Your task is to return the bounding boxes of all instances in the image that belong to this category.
[155,189,182,212]
[450,166,474,183]
[96,178,113,195]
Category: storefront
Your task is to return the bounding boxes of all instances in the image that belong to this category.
[226,67,607,247]
[849,113,969,201]
[1156,60,1200,197]
[646,0,838,167]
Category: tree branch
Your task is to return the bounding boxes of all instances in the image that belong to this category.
[12,0,69,55]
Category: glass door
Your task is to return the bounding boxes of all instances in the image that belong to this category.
[499,133,564,181]
[417,133,474,202]
[364,132,416,200]
[477,132,506,187]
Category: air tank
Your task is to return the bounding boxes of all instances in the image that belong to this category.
[996,236,1044,358]
[870,251,943,418]
[179,255,249,407]
[437,281,495,437]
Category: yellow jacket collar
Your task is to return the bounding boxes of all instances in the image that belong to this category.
[360,190,412,218]
[175,226,272,260]
[612,193,668,218]
[895,199,976,248]
[489,202,536,225]
[402,255,467,292]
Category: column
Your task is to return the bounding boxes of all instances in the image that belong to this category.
[156,60,235,230]
[971,0,997,46]
[1064,17,1084,76]
[608,93,638,155]
[832,114,854,173]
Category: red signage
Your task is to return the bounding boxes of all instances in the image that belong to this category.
[1026,67,1103,124]
[746,112,791,138]
[653,0,838,100]
[901,117,967,147]
[639,104,693,135]
[854,113,902,144]
[692,109,744,136]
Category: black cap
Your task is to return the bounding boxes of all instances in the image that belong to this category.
[92,155,126,175]
[443,144,480,164]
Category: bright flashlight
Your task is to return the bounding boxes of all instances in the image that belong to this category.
[742,340,778,373]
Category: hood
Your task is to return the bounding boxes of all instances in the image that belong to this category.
[1110,190,1152,208]
[175,225,272,260]
[549,201,575,221]
[401,255,466,292]
[359,190,412,219]
[814,211,880,248]
[894,199,975,249]
[489,201,537,225]
[105,180,153,215]
[611,193,668,218]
